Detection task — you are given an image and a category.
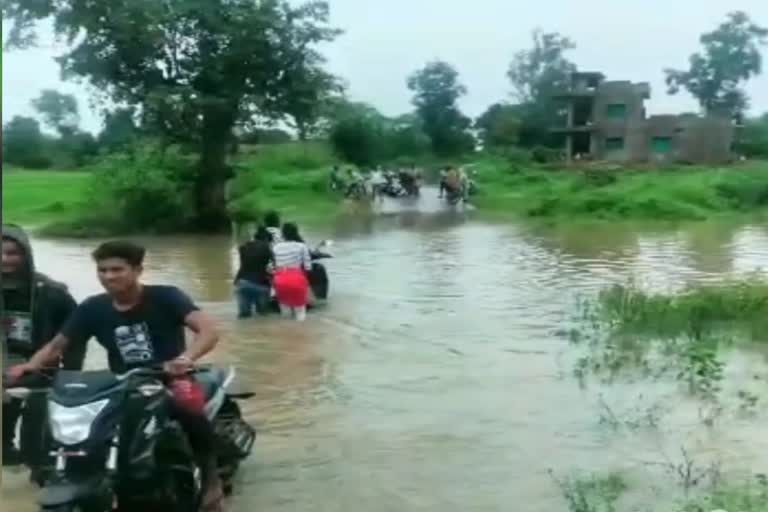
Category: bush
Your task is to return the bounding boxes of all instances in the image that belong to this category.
[83,144,195,232]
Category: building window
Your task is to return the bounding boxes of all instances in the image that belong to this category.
[606,103,627,119]
[652,137,673,154]
[605,137,624,151]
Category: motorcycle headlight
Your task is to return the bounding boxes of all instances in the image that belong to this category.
[49,399,110,445]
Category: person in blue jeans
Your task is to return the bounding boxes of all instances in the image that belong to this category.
[234,226,274,318]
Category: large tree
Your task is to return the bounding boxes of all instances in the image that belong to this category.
[4,0,340,230]
[475,103,522,149]
[506,30,577,148]
[31,89,80,137]
[407,60,473,156]
[665,11,768,120]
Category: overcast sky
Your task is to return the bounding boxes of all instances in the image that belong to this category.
[3,0,768,134]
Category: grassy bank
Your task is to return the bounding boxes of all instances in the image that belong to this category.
[3,143,347,236]
[7,143,768,235]
[473,158,768,222]
[3,169,93,227]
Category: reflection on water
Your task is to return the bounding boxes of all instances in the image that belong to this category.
[5,199,768,510]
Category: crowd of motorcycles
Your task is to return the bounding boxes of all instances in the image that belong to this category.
[331,167,478,204]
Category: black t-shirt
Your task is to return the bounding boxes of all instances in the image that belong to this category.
[61,285,199,373]
[235,240,273,286]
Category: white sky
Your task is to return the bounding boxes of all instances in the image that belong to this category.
[3,0,768,134]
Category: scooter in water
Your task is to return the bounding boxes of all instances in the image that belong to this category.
[269,240,333,312]
[24,364,255,512]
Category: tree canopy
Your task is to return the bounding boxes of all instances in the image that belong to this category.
[407,60,473,156]
[506,30,576,148]
[31,89,80,137]
[3,0,341,230]
[665,11,768,119]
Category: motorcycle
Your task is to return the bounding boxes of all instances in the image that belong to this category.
[268,240,333,312]
[22,364,255,511]
[379,174,407,198]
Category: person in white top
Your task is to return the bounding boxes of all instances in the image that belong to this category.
[271,223,312,321]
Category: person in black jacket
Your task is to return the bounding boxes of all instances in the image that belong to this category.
[2,224,82,471]
[234,226,275,318]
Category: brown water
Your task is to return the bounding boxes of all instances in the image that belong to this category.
[4,195,768,511]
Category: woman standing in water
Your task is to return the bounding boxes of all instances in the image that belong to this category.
[272,223,312,321]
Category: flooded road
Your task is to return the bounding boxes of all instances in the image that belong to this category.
[5,194,768,510]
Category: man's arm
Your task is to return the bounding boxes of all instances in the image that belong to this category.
[180,310,220,362]
[53,289,87,370]
[27,334,71,371]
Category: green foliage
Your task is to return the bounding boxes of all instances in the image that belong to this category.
[238,128,293,145]
[99,108,139,152]
[2,116,52,169]
[551,471,627,512]
[4,0,341,229]
[507,30,576,149]
[595,281,768,341]
[407,60,474,156]
[75,144,196,234]
[684,475,768,512]
[2,169,91,226]
[328,101,432,166]
[665,11,768,119]
[474,161,768,221]
[735,114,768,158]
[32,89,80,137]
[330,115,383,167]
[475,103,522,149]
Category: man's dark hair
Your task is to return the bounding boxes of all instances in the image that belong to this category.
[281,222,303,243]
[264,210,280,228]
[92,241,146,267]
[254,226,272,242]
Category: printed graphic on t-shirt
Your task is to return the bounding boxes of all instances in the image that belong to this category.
[113,323,155,364]
[3,311,33,345]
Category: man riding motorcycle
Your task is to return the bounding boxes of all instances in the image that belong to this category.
[2,224,82,478]
[7,240,225,512]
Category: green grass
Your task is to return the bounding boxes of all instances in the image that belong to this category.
[3,169,92,227]
[594,281,768,341]
[227,142,344,227]
[472,158,768,222]
[8,144,768,235]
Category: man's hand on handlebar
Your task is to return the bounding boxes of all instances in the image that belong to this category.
[5,362,37,385]
[163,356,195,377]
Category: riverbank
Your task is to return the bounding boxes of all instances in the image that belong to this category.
[473,158,768,222]
[6,145,768,236]
[3,143,348,237]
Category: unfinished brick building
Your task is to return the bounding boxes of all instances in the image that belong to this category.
[552,72,735,165]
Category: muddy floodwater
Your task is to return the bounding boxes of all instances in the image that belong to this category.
[4,192,768,511]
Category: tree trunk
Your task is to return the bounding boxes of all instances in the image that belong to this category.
[194,107,236,232]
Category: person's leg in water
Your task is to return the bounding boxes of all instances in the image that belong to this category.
[278,303,291,318]
[234,280,254,319]
[171,391,223,511]
[2,399,23,466]
[294,306,307,322]
[439,179,447,198]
